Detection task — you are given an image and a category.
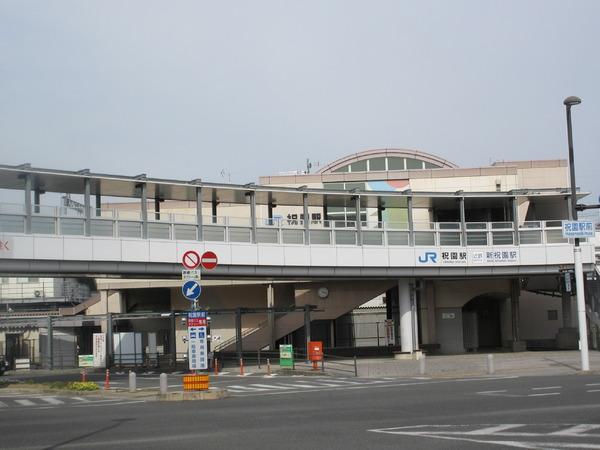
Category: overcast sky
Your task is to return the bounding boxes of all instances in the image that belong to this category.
[1,1,599,207]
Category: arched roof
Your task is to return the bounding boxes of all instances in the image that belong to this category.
[317,148,458,173]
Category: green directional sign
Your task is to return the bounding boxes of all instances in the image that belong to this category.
[279,344,294,368]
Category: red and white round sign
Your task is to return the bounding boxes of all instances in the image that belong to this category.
[200,251,218,270]
[181,250,200,269]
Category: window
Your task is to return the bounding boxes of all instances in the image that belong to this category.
[387,157,405,170]
[349,160,367,172]
[28,278,39,283]
[1,277,9,283]
[424,162,441,169]
[332,165,349,173]
[368,157,386,171]
[405,158,424,170]
[547,310,558,321]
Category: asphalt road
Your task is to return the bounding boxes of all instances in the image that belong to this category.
[2,373,600,449]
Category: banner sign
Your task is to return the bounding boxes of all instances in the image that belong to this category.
[93,333,106,368]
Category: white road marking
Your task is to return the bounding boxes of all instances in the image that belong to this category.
[226,385,268,392]
[71,397,90,402]
[216,372,230,376]
[274,383,323,389]
[477,390,507,394]
[465,424,525,435]
[40,397,64,405]
[528,393,561,397]
[15,399,36,406]
[0,400,7,408]
[237,372,254,377]
[71,400,146,408]
[531,386,561,390]
[550,424,600,435]
[247,384,293,390]
[588,389,600,393]
[586,383,600,386]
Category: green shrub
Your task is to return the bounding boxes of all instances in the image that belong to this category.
[65,381,99,391]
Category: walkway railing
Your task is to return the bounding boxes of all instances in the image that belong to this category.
[0,202,575,247]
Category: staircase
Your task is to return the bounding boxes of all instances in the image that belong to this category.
[214,280,394,352]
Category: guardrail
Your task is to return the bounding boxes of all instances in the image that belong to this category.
[0,202,576,247]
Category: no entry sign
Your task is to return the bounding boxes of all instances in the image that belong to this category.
[182,250,200,269]
[200,251,218,270]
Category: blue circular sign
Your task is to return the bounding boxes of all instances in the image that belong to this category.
[182,280,201,301]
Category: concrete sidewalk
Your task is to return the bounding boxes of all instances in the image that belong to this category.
[355,350,600,378]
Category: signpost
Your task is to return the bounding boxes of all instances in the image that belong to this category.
[200,251,218,270]
[187,311,208,371]
[182,280,201,302]
[562,220,595,239]
[182,250,201,269]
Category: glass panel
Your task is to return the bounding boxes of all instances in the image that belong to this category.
[439,222,460,230]
[350,160,367,172]
[362,231,383,245]
[148,223,170,239]
[439,232,461,246]
[492,231,514,245]
[282,229,304,244]
[335,230,357,245]
[256,228,279,244]
[406,158,423,169]
[0,216,24,233]
[387,231,409,245]
[345,182,365,191]
[324,182,345,191]
[466,222,487,230]
[118,221,142,238]
[91,220,114,237]
[332,165,349,173]
[368,157,386,171]
[466,232,487,246]
[60,218,85,236]
[546,229,568,244]
[387,157,405,170]
[519,230,542,244]
[31,217,55,234]
[414,232,435,245]
[424,162,440,169]
[309,230,331,244]
[229,227,252,243]
[174,224,197,240]
[491,222,513,229]
[203,226,225,242]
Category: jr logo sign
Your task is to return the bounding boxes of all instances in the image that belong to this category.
[418,251,437,263]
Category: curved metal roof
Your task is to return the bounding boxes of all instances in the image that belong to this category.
[317,148,459,173]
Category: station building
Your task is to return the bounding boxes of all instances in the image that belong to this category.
[0,148,598,367]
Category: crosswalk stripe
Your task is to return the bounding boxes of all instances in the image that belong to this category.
[466,424,525,435]
[248,384,294,390]
[550,424,600,435]
[71,397,90,403]
[40,397,64,405]
[295,380,350,387]
[15,399,36,406]
[273,383,322,389]
[0,400,7,408]
[227,385,268,391]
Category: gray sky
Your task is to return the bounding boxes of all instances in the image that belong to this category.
[1,0,599,207]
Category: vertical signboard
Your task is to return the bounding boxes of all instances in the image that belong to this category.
[279,344,294,368]
[93,333,106,368]
[385,319,395,346]
[188,311,208,371]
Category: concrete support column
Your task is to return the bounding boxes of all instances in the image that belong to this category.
[248,191,257,244]
[84,178,91,236]
[399,279,414,353]
[562,273,572,328]
[140,183,148,239]
[459,196,466,246]
[407,196,414,246]
[411,281,420,351]
[196,186,203,241]
[267,284,275,350]
[34,189,41,214]
[235,308,243,361]
[512,197,520,245]
[509,279,526,351]
[303,193,309,245]
[424,281,437,345]
[355,195,362,245]
[330,320,335,348]
[24,173,32,234]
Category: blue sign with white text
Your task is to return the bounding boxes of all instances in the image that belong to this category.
[182,280,201,301]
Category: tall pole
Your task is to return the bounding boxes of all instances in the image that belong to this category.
[564,95,589,372]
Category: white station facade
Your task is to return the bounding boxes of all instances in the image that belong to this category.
[0,148,598,366]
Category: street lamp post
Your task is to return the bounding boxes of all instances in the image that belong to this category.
[563,95,589,372]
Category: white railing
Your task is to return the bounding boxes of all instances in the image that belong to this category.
[0,202,576,247]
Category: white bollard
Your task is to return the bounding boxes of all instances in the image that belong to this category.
[487,354,494,375]
[160,373,168,395]
[129,370,137,392]
[419,354,426,375]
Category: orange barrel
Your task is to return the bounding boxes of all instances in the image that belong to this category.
[183,374,210,391]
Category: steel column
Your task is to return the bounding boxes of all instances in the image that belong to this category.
[303,193,309,244]
[46,316,53,369]
[407,196,414,246]
[140,183,148,239]
[355,195,362,245]
[459,196,466,246]
[235,308,243,361]
[512,196,519,245]
[196,186,203,241]
[24,173,32,234]
[249,191,257,243]
[84,178,91,236]
[304,304,311,352]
